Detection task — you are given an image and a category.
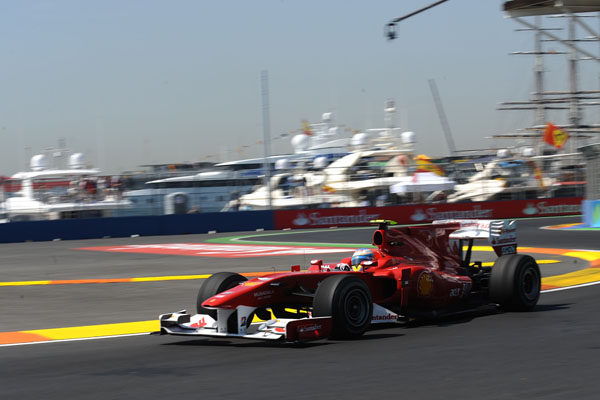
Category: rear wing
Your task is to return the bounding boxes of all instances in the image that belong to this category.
[433,219,517,256]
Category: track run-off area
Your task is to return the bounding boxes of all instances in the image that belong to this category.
[2,216,600,399]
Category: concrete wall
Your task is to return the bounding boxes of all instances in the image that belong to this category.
[0,211,275,243]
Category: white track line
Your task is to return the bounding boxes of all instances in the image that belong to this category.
[542,280,600,293]
[0,333,150,348]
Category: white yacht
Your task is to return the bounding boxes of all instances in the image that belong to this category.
[1,153,132,222]
[222,158,354,211]
[121,112,350,215]
[446,148,586,203]
[446,150,550,203]
[228,100,429,210]
[120,161,265,215]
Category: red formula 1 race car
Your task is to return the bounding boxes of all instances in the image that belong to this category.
[158,219,541,342]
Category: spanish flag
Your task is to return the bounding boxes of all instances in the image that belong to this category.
[543,123,568,149]
[302,120,313,136]
[414,154,445,176]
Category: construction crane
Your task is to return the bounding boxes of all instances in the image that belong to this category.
[428,79,457,155]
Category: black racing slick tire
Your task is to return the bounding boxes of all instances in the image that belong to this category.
[196,272,247,317]
[489,254,541,311]
[313,275,373,339]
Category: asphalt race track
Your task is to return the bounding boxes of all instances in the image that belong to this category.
[1,216,600,399]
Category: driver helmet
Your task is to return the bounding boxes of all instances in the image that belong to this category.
[351,248,375,270]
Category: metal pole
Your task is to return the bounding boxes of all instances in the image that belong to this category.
[568,14,581,156]
[388,0,449,25]
[260,70,273,209]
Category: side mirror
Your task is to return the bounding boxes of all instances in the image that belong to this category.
[308,259,323,272]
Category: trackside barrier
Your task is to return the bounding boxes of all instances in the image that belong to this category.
[0,197,584,244]
[0,211,275,243]
[274,197,583,229]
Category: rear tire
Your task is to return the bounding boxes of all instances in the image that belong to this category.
[196,272,247,317]
[489,254,541,311]
[313,275,373,339]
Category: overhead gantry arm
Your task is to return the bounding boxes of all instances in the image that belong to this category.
[385,0,451,40]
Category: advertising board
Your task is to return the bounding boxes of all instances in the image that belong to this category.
[274,197,582,229]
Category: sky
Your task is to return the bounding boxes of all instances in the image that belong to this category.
[0,1,599,174]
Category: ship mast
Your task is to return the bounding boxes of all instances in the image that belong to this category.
[568,15,581,135]
[498,7,600,153]
[534,16,547,128]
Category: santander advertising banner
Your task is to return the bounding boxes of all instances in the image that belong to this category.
[274,197,583,229]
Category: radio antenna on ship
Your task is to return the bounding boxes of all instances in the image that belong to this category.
[261,70,273,210]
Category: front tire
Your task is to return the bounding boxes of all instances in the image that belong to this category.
[196,272,247,317]
[313,275,373,339]
[489,254,541,311]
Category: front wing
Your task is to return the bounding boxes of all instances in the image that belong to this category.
[157,304,399,342]
[158,311,334,342]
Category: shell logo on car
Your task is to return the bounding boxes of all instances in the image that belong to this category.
[417,272,434,297]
